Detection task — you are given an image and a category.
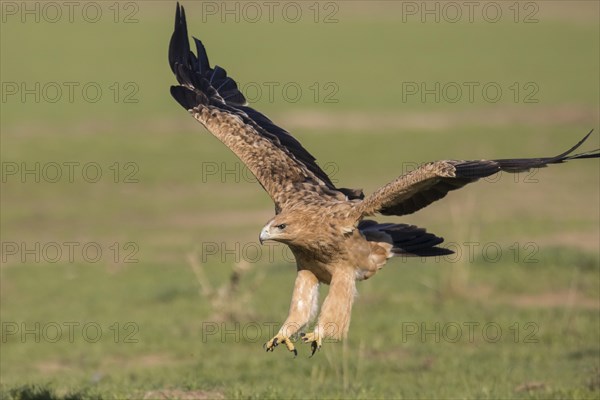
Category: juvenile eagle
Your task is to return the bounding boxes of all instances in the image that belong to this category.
[168,4,599,356]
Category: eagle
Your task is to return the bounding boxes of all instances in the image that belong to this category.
[168,3,599,356]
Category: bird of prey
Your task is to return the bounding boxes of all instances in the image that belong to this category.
[168,3,599,356]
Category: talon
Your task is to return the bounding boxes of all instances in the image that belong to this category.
[300,331,322,356]
[264,333,296,356]
[309,341,321,357]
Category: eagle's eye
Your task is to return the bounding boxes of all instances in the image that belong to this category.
[275,223,287,230]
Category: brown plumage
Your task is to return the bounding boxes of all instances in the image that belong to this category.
[168,4,599,356]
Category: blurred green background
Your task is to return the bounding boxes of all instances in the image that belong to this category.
[1,1,598,399]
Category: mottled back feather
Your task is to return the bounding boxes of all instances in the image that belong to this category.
[169,4,363,213]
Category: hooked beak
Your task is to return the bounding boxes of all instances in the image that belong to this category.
[259,227,270,245]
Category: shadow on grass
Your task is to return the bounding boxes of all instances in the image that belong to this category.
[2,385,99,400]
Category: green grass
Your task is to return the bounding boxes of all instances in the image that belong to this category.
[1,2,599,399]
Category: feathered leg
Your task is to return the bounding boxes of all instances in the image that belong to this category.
[301,270,356,355]
[264,269,319,356]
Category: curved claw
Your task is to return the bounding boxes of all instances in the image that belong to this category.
[264,334,296,357]
[263,337,278,352]
[309,342,321,357]
[300,332,322,357]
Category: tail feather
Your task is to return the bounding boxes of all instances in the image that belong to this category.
[359,220,453,258]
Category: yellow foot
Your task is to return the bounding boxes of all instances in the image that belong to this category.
[300,331,322,356]
[263,333,297,357]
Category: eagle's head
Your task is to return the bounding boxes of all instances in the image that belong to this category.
[259,210,329,246]
[258,210,349,262]
[259,216,297,245]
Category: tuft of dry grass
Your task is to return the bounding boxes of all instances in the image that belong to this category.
[186,250,265,322]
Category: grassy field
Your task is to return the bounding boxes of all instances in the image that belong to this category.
[1,1,599,399]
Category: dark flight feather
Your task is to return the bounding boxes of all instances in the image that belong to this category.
[359,130,599,217]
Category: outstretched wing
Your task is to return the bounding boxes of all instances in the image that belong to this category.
[356,131,599,217]
[168,4,362,213]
